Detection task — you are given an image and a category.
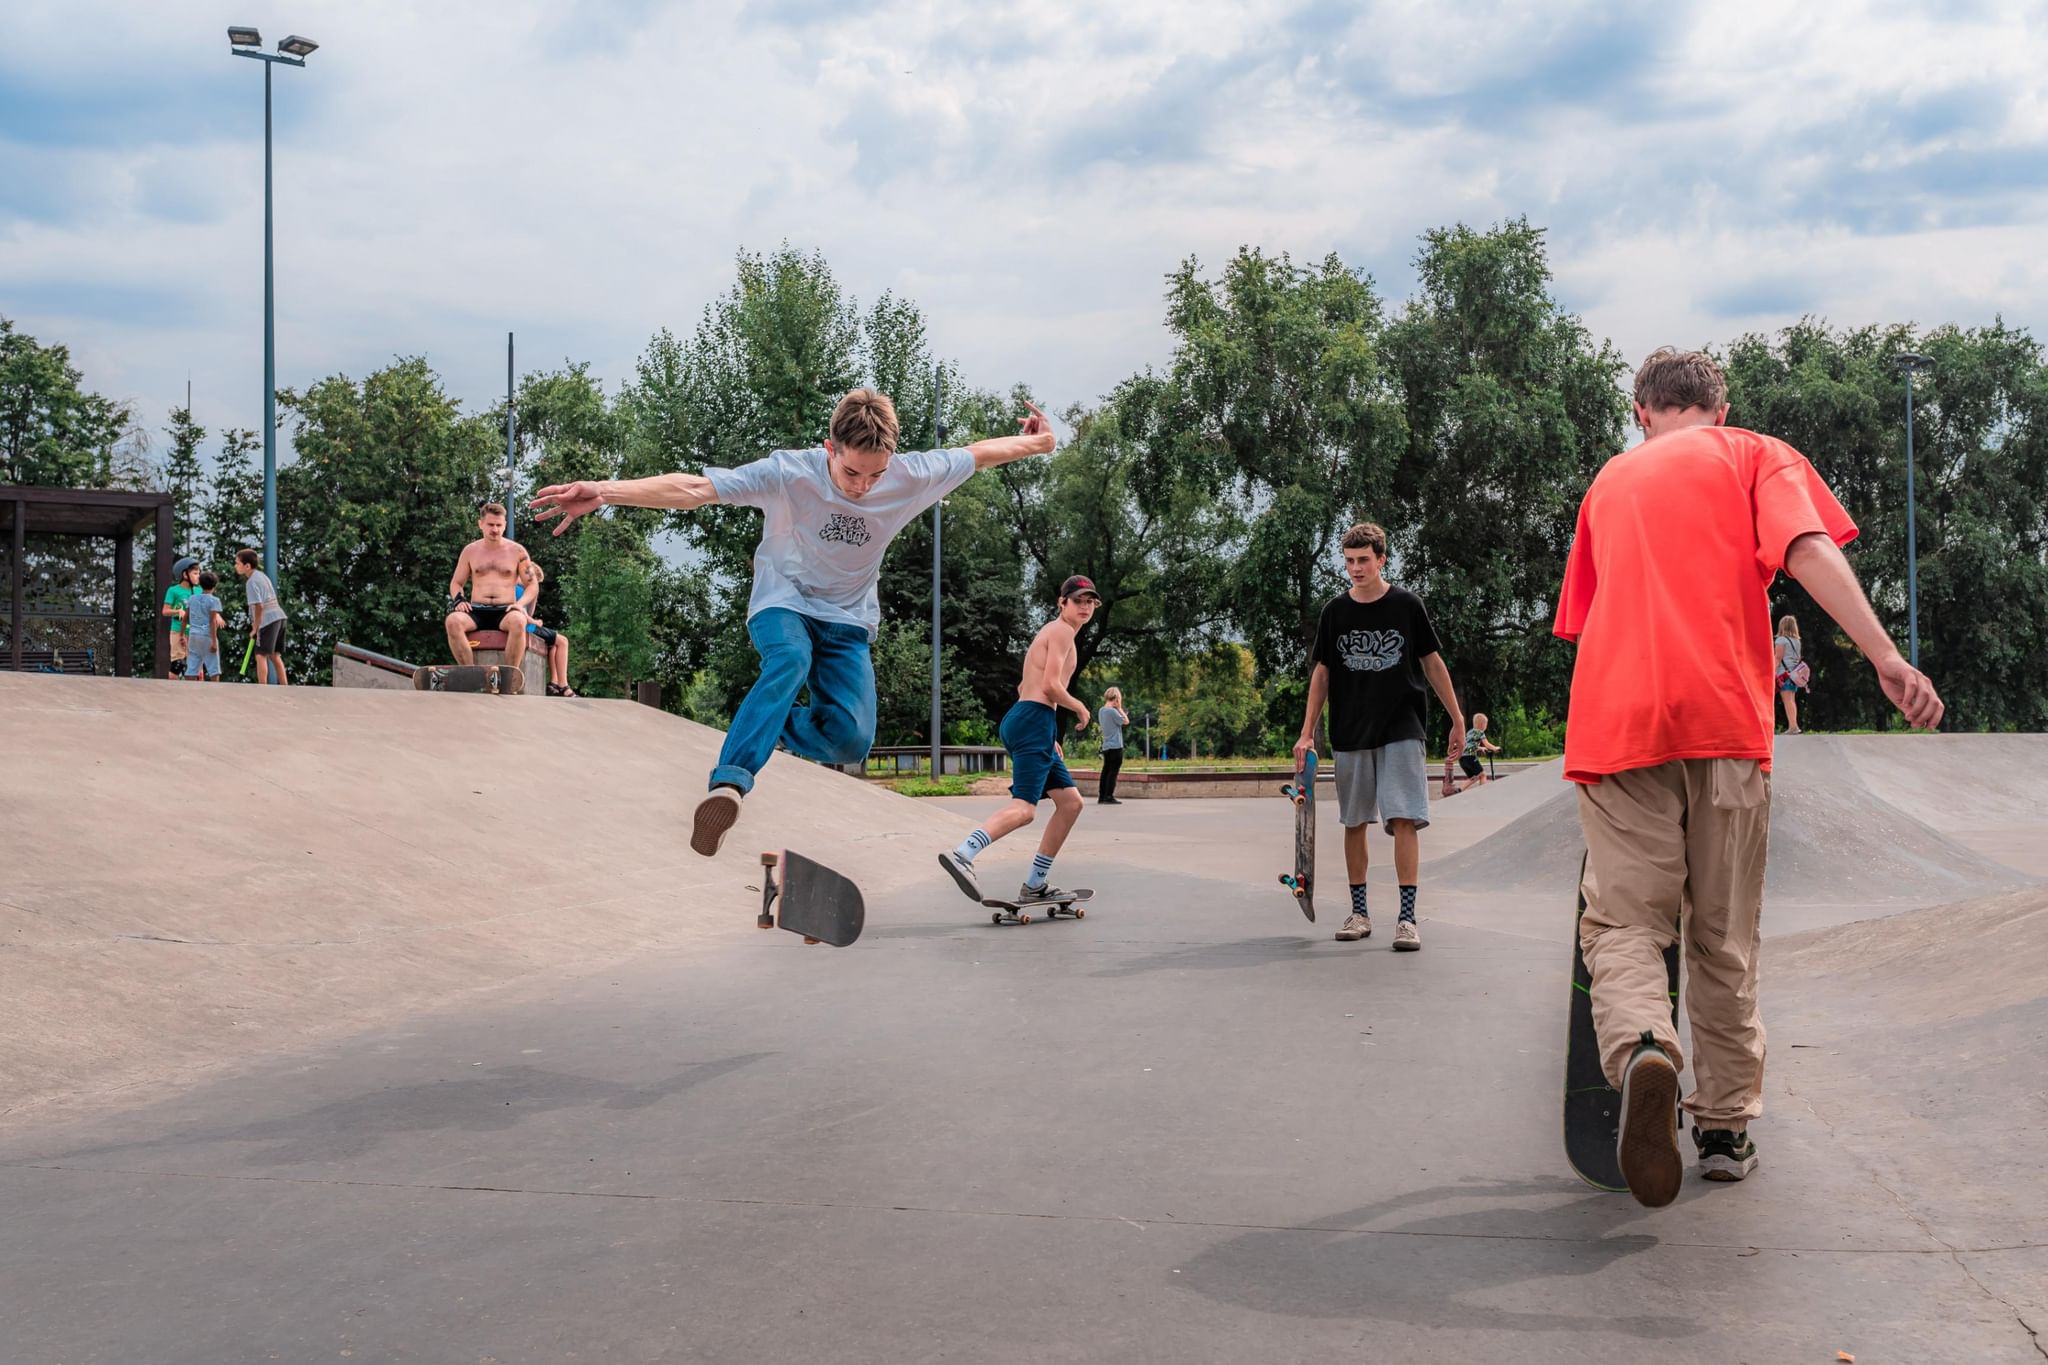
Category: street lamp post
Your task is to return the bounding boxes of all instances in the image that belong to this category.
[1895,352,1934,669]
[228,27,318,585]
[929,365,946,779]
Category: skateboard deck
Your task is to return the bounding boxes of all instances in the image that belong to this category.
[1275,750,1317,922]
[413,663,525,695]
[981,887,1093,925]
[1565,853,1681,1192]
[1441,756,1458,798]
[757,850,864,947]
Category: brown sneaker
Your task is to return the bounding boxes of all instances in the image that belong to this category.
[690,787,743,857]
[1618,1035,1683,1208]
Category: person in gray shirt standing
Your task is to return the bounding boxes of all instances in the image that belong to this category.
[1097,686,1130,804]
[234,548,288,685]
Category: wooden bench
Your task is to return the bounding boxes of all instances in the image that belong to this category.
[2,647,96,675]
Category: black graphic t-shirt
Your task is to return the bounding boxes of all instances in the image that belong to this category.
[1312,585,1442,752]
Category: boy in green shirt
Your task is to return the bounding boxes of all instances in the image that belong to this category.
[161,557,200,679]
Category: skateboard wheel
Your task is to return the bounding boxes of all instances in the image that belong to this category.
[802,936,820,945]
[991,912,1003,925]
[1018,914,1031,925]
[1073,907,1085,919]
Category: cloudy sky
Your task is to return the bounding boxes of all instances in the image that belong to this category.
[4,0,2046,460]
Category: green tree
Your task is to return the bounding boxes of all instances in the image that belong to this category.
[1724,318,2048,730]
[564,512,657,698]
[1161,249,1407,677]
[274,358,502,683]
[0,316,133,488]
[160,404,208,553]
[1382,219,1630,740]
[870,619,980,747]
[1158,642,1266,757]
[202,427,262,570]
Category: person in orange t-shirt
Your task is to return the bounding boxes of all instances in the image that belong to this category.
[1553,348,1943,1209]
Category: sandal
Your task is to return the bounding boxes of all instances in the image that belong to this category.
[547,683,579,698]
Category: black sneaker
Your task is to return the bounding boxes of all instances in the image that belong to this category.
[1693,1126,1759,1182]
[1617,1033,1683,1208]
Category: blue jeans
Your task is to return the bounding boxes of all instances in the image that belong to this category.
[710,608,876,794]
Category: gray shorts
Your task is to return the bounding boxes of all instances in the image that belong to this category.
[1334,739,1431,830]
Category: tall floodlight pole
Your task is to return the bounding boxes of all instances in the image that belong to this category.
[929,365,946,778]
[1895,352,1934,669]
[228,27,317,583]
[506,333,517,537]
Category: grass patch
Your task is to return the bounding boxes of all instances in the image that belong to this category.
[882,775,978,797]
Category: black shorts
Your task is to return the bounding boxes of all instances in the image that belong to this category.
[1459,753,1484,779]
[257,618,287,654]
[468,603,516,632]
[530,623,558,647]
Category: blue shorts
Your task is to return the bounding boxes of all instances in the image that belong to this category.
[1001,700,1073,803]
[184,642,221,677]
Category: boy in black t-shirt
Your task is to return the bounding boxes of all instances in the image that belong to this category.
[1292,523,1466,951]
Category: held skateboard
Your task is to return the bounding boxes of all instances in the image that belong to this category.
[413,663,525,695]
[1442,756,1458,799]
[757,850,865,947]
[1275,749,1317,922]
[1564,852,1682,1192]
[981,888,1094,926]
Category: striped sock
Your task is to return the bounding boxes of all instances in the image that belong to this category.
[1399,885,1418,923]
[1350,884,1368,916]
[1026,851,1056,888]
[954,829,992,863]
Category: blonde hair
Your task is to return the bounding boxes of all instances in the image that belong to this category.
[1777,615,1800,640]
[1104,686,1122,705]
[522,560,546,584]
[829,388,899,454]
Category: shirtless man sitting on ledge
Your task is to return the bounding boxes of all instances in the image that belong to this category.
[445,502,531,668]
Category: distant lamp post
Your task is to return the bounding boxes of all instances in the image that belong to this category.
[227,25,318,585]
[1895,352,1935,668]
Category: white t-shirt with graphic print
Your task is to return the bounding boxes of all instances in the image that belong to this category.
[707,446,976,636]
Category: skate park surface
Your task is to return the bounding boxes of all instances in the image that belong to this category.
[3,675,2043,1363]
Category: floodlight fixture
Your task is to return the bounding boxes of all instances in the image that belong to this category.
[277,34,319,57]
[1895,352,1934,374]
[228,26,261,47]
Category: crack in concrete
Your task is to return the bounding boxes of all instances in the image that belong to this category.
[7,1160,2045,1259]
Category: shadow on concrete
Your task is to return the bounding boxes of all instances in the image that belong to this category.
[30,1054,771,1168]
[1090,935,1323,979]
[1173,1177,1700,1340]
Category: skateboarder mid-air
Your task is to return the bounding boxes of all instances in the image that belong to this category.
[530,389,1056,855]
[1293,523,1465,951]
[1555,348,1944,1208]
[443,503,532,672]
[938,575,1101,903]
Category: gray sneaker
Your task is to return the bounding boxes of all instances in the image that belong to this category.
[1393,920,1421,951]
[690,787,743,858]
[937,851,981,901]
[1017,883,1065,905]
[1694,1127,1759,1181]
[1334,912,1371,941]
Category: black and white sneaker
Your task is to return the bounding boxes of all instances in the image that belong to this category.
[1694,1126,1759,1182]
[1017,882,1065,905]
[937,851,981,901]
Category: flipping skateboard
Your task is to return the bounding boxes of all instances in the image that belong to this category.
[1564,853,1682,1192]
[1275,749,1317,922]
[981,887,1093,925]
[413,663,525,695]
[757,850,865,947]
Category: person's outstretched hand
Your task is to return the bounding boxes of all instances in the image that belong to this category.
[1876,653,1944,730]
[529,482,604,536]
[1017,400,1056,452]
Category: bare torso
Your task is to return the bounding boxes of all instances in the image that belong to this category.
[1016,617,1077,706]
[464,537,529,606]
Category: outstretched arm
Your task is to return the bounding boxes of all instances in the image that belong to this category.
[530,473,719,536]
[1785,532,1944,728]
[969,401,1057,471]
[1421,653,1466,760]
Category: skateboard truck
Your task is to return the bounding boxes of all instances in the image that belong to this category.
[758,851,821,944]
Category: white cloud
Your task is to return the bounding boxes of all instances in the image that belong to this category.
[2,0,2046,469]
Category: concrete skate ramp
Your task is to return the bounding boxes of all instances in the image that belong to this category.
[1773,884,2048,1269]
[0,675,970,1124]
[1428,735,2037,914]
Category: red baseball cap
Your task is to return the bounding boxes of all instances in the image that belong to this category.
[1059,575,1101,601]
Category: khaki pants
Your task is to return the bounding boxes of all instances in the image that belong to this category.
[1577,759,1770,1129]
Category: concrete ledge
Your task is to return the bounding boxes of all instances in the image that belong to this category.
[333,638,547,695]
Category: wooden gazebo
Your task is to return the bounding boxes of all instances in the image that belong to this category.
[1,487,176,679]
